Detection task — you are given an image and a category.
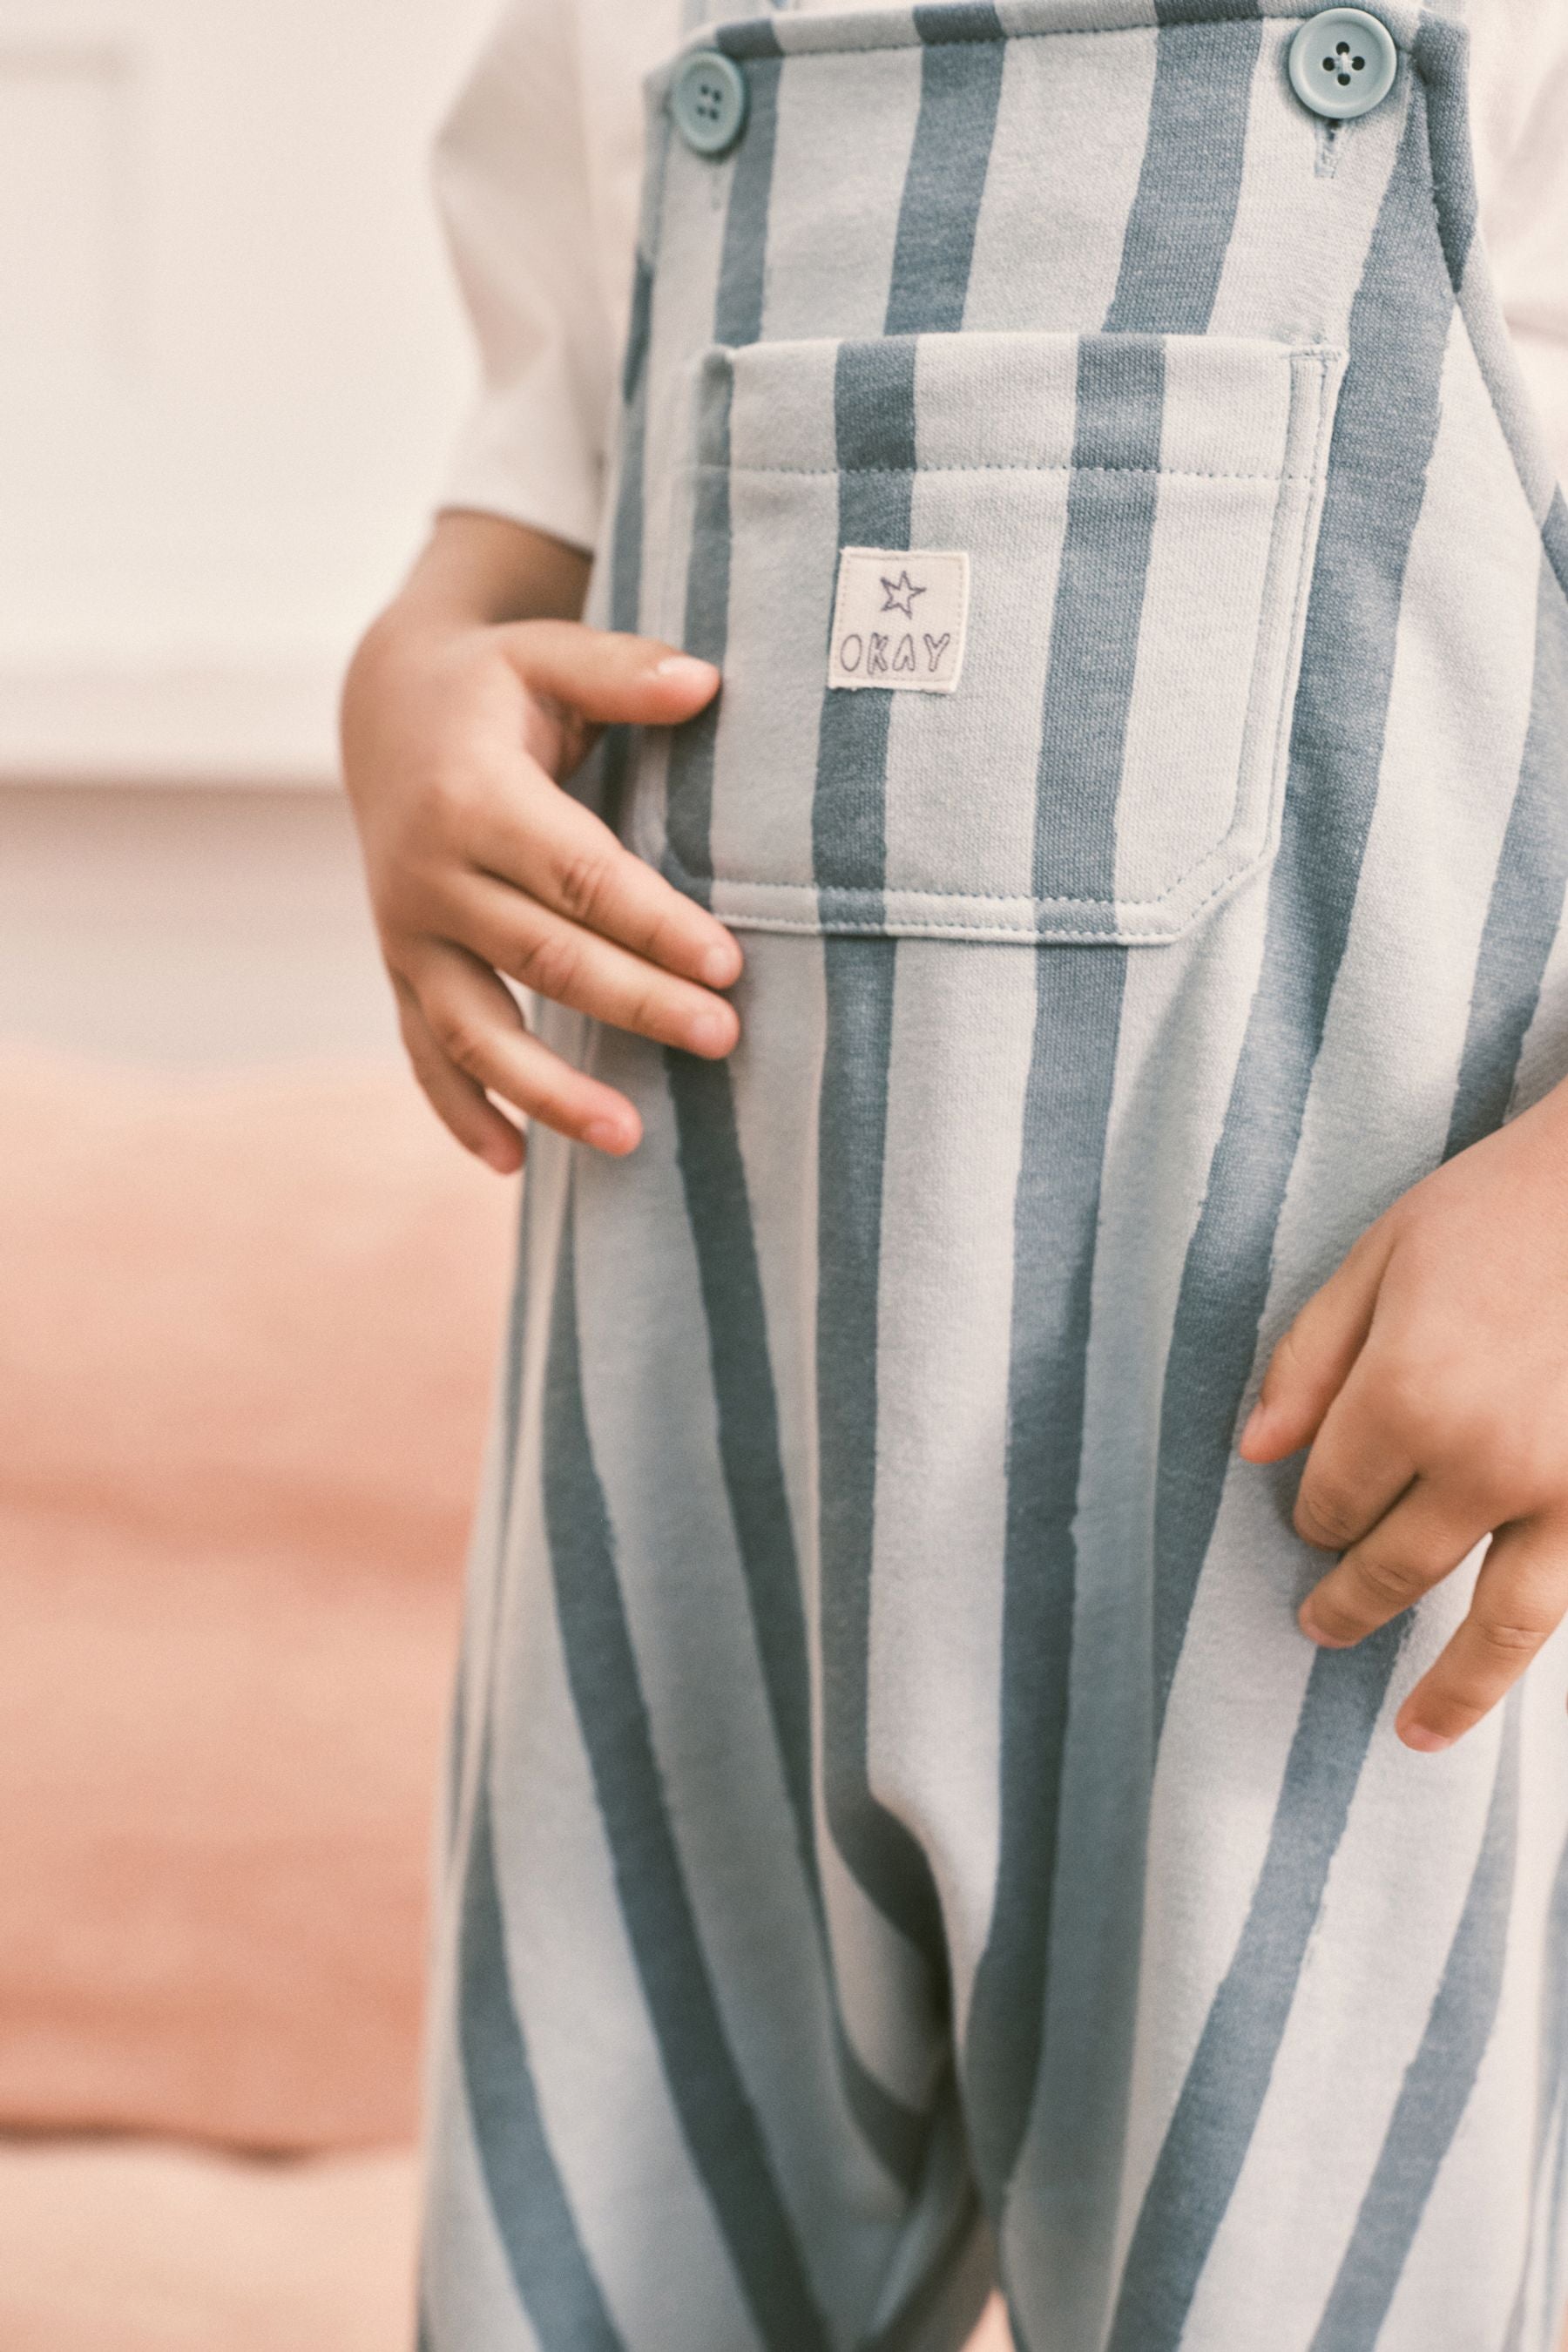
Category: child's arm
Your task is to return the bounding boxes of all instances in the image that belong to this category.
[340,510,741,1174]
[1240,1082,1568,1754]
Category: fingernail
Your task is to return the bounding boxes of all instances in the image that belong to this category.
[687,1008,733,1055]
[1399,1722,1455,1754]
[1239,1402,1267,1452]
[584,1118,635,1154]
[1297,1604,1339,1648]
[655,654,720,690]
[701,940,740,987]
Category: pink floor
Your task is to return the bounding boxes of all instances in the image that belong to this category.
[0,1054,503,2335]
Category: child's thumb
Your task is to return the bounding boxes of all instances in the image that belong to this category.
[497,618,720,726]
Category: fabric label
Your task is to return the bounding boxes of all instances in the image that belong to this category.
[826,547,970,694]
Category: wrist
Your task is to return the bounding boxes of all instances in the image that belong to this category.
[341,604,467,760]
[348,513,592,691]
[416,509,591,628]
[349,593,470,679]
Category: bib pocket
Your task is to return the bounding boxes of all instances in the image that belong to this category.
[642,329,1344,944]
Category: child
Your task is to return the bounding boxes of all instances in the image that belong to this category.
[341,3,1568,2346]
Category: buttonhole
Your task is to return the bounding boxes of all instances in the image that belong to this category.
[1315,118,1345,179]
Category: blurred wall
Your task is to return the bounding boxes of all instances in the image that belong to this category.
[0,0,499,1066]
[0,784,398,1066]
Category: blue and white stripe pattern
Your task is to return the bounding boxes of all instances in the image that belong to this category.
[421,4,1568,2349]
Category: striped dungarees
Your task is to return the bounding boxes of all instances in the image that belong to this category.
[420,6,1568,2349]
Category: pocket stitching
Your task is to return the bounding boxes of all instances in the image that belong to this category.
[705,464,1328,484]
[654,341,1341,938]
[645,859,1266,941]
[680,9,1409,73]
[1245,337,1347,923]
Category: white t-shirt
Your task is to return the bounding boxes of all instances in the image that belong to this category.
[432,0,1568,556]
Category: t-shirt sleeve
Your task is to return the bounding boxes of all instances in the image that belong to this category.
[1470,0,1568,495]
[431,0,614,553]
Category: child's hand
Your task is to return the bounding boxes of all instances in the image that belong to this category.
[343,578,740,1174]
[1240,1085,1568,1753]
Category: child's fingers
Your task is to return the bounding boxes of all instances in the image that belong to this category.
[1393,1516,1568,1752]
[1288,1346,1419,1555]
[472,772,743,990]
[403,940,644,1156]
[497,618,722,729]
[1297,1474,1490,1647]
[1239,1223,1395,1463]
[393,980,524,1174]
[443,870,740,1059]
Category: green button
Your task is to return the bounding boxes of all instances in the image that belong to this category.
[1288,8,1400,122]
[672,50,749,159]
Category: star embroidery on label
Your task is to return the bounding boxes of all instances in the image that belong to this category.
[879,570,927,618]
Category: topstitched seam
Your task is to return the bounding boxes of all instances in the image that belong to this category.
[671,6,1413,70]
[706,463,1318,482]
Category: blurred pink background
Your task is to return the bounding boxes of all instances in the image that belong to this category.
[0,5,515,2338]
[0,1039,512,2345]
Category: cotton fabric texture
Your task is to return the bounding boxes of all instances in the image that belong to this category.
[420,5,1568,2352]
